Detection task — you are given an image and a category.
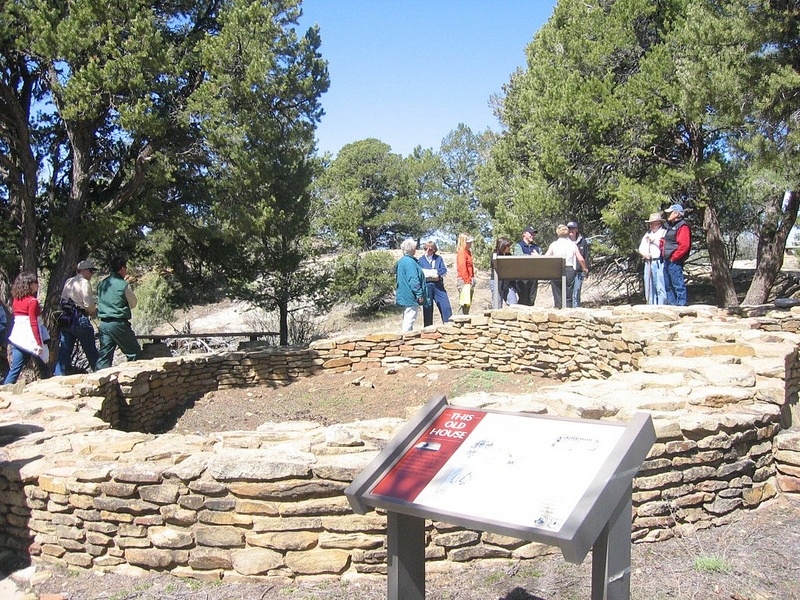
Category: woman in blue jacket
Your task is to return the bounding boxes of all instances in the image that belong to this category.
[417,241,453,326]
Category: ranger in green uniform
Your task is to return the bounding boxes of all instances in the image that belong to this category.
[96,257,141,369]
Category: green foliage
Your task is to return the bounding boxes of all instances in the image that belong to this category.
[317,139,416,250]
[693,555,731,573]
[330,251,396,313]
[434,124,493,238]
[481,0,800,305]
[131,271,174,335]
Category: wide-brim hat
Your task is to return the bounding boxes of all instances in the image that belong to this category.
[645,213,664,223]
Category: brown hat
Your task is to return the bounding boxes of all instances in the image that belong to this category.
[645,212,664,223]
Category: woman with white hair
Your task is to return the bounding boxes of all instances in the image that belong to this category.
[395,239,430,332]
[545,224,587,309]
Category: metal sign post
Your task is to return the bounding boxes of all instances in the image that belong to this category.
[345,395,656,600]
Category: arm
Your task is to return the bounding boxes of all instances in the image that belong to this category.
[638,234,650,259]
[80,279,98,316]
[671,225,691,262]
[575,247,587,271]
[125,285,138,310]
[436,255,447,277]
[27,298,44,348]
[457,251,472,284]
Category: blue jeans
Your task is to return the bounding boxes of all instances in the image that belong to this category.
[3,344,49,385]
[54,316,99,375]
[664,260,687,306]
[423,283,453,326]
[644,260,667,305]
[572,271,585,307]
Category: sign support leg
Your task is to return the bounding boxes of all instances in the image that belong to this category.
[387,511,425,600]
[590,485,632,600]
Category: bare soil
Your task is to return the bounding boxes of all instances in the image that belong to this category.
[169,366,550,434]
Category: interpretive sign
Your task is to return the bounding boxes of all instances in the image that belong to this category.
[346,395,656,600]
[491,254,566,308]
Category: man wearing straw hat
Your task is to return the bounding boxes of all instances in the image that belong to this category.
[638,213,667,305]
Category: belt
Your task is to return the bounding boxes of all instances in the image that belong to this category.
[101,317,129,323]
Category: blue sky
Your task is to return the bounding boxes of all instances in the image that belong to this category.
[298,1,557,157]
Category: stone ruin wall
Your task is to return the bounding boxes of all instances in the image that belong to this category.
[0,304,799,583]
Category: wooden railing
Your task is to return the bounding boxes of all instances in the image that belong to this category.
[135,331,280,344]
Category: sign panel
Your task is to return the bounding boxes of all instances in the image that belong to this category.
[367,406,626,533]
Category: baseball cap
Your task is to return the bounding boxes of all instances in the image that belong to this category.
[566,221,579,229]
[667,204,685,214]
[77,260,97,271]
[523,226,537,235]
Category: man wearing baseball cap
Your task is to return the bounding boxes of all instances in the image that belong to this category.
[513,225,542,305]
[661,204,691,305]
[54,259,99,375]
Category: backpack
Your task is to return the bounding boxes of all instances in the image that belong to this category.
[55,298,80,330]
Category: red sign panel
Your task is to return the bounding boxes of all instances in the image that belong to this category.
[370,408,485,503]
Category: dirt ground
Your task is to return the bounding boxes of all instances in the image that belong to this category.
[168,366,550,433]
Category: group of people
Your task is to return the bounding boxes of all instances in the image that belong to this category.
[637,204,691,306]
[493,222,590,310]
[1,257,142,385]
[394,222,593,331]
[395,204,690,331]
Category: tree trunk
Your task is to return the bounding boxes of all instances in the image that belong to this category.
[42,121,95,352]
[702,204,739,307]
[278,300,289,346]
[743,190,799,306]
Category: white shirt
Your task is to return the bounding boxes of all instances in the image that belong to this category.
[61,274,96,311]
[546,237,581,270]
[638,228,665,260]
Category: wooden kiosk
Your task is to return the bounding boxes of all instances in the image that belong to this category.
[345,395,656,600]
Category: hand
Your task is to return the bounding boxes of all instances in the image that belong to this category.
[417,297,424,304]
[33,345,43,356]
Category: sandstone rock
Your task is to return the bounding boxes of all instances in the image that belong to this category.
[284,549,350,575]
[207,448,313,481]
[149,526,194,549]
[231,547,283,575]
[247,530,318,551]
[188,547,232,570]
[194,526,244,548]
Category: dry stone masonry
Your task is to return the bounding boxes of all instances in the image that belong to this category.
[0,303,799,583]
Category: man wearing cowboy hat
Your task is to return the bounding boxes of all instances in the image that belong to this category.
[661,204,692,305]
[638,213,667,305]
[54,259,99,375]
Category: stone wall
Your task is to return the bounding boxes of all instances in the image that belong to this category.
[0,304,799,582]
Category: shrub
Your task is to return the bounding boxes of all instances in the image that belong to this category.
[132,271,174,335]
[330,251,396,312]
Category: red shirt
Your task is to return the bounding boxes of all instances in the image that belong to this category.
[13,295,43,346]
[457,249,474,284]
